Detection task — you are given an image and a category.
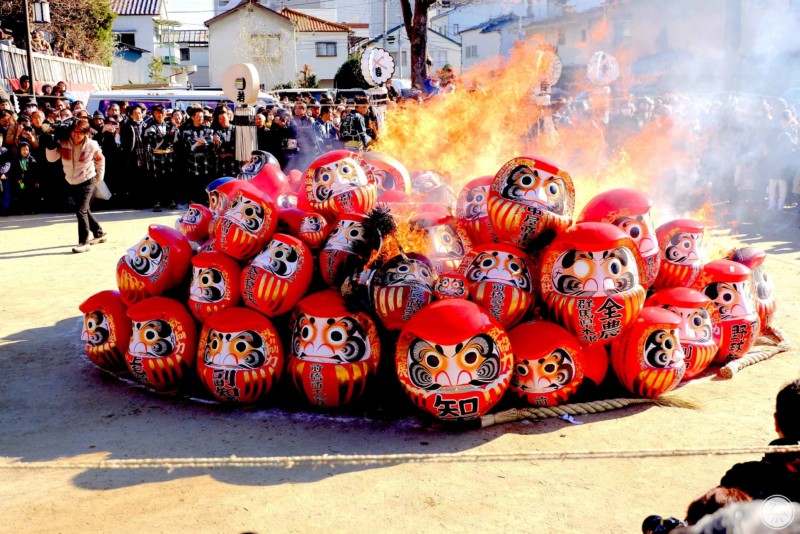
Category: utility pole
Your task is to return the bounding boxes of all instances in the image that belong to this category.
[383,0,388,48]
[23,0,36,100]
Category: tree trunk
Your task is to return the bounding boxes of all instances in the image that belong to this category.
[400,0,435,90]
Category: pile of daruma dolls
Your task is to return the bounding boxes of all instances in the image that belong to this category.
[78,150,777,423]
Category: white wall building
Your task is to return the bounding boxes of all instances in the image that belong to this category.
[429,2,529,43]
[163,29,210,87]
[460,14,524,70]
[110,0,171,85]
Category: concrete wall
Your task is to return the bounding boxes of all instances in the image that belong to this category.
[112,15,156,52]
[461,30,501,70]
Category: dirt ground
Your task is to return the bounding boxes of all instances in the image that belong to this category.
[0,206,798,534]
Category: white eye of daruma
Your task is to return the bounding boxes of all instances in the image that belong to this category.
[573,259,590,278]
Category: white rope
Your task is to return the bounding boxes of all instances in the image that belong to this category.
[234,106,256,162]
[2,445,798,472]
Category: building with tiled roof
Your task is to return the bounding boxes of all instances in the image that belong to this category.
[278,8,351,33]
[110,0,170,85]
[110,0,162,16]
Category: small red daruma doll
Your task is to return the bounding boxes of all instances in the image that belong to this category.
[318,214,375,288]
[458,243,535,329]
[79,290,132,374]
[610,307,686,398]
[188,250,242,323]
[508,320,585,407]
[395,300,513,422]
[196,307,284,404]
[576,188,660,288]
[725,247,776,337]
[176,203,213,243]
[116,224,193,306]
[540,222,647,346]
[646,288,721,379]
[434,272,469,300]
[456,176,493,246]
[125,297,197,393]
[372,253,439,331]
[487,156,575,250]
[287,290,381,409]
[694,260,760,363]
[411,211,470,274]
[241,233,313,317]
[652,218,704,290]
[206,176,237,218]
[279,208,330,250]
[304,150,378,220]
[362,151,412,196]
[212,180,278,261]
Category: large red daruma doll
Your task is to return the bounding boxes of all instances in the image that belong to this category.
[287,290,381,409]
[196,307,284,404]
[726,247,776,337]
[116,225,193,306]
[487,156,575,250]
[411,211,470,274]
[396,300,513,422]
[79,290,132,374]
[611,307,686,398]
[693,260,760,363]
[318,214,376,287]
[372,253,439,331]
[540,222,647,346]
[652,218,704,290]
[304,150,378,220]
[176,203,213,243]
[188,250,242,323]
[646,288,720,379]
[508,320,585,407]
[241,233,313,317]
[456,176,493,246]
[458,243,535,329]
[125,297,197,393]
[212,180,278,261]
[576,188,660,288]
[362,151,411,197]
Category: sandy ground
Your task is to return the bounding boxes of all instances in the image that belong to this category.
[0,206,798,534]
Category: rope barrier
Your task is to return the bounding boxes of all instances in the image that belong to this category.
[1,445,798,472]
[720,333,791,379]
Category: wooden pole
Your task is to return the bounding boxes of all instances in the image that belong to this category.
[23,0,36,101]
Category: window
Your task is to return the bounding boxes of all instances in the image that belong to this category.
[558,29,566,45]
[465,44,478,58]
[401,50,408,66]
[251,34,280,62]
[115,32,136,47]
[613,20,630,46]
[581,29,587,42]
[316,42,337,57]
[180,47,190,61]
[431,49,447,68]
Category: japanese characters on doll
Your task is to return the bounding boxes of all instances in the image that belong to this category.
[540,222,647,345]
[241,233,313,317]
[410,169,457,205]
[488,156,575,250]
[196,307,283,404]
[287,290,381,409]
[434,272,469,300]
[610,307,686,398]
[236,150,280,181]
[362,151,411,197]
[725,247,777,338]
[318,208,395,288]
[79,290,132,374]
[176,203,213,243]
[395,300,513,422]
[509,320,585,406]
[212,180,278,261]
[456,176,493,246]
[125,297,197,393]
[646,287,721,379]
[458,243,535,329]
[304,150,378,220]
[411,211,470,274]
[188,250,242,323]
[371,253,439,331]
[116,224,193,306]
[279,208,330,250]
[652,218,704,290]
[576,188,660,288]
[693,260,760,363]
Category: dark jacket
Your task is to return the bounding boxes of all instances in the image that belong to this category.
[720,437,800,502]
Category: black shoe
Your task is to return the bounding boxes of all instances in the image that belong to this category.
[89,232,107,245]
[153,202,162,212]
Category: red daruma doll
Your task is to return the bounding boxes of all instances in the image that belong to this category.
[646,288,721,379]
[212,180,278,261]
[576,188,660,288]
[241,233,313,317]
[509,320,585,407]
[188,250,242,323]
[79,290,132,374]
[652,218,704,290]
[726,247,777,337]
[116,225,193,306]
[540,222,647,346]
[434,272,469,300]
[395,300,513,422]
[611,307,686,398]
[196,307,284,404]
[371,253,439,331]
[176,203,213,243]
[288,290,381,408]
[304,150,378,220]
[487,156,575,250]
[694,260,760,363]
[456,176,493,246]
[125,297,197,393]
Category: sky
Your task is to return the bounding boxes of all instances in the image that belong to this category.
[166,0,217,28]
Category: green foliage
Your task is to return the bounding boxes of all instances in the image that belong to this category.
[334,54,370,89]
[148,56,168,85]
[272,82,297,90]
[299,73,319,89]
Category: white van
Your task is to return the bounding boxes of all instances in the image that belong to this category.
[86,88,278,115]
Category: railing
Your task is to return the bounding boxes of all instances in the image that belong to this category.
[0,41,112,100]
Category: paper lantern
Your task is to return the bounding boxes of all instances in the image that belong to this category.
[188,250,242,323]
[652,218,704,290]
[78,290,131,374]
